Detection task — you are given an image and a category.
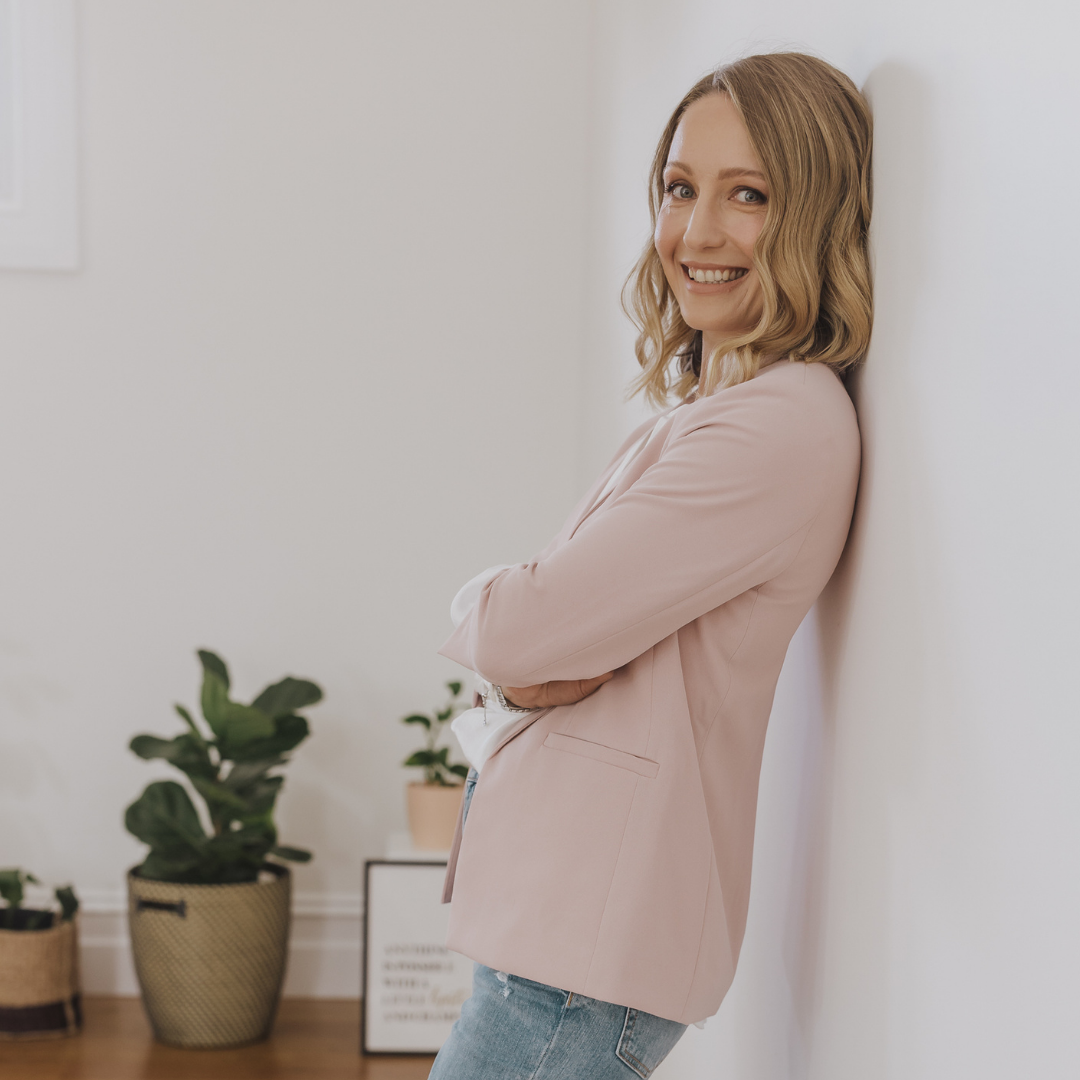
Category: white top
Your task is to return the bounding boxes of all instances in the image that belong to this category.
[449,564,523,774]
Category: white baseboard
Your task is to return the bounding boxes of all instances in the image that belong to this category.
[79,890,363,999]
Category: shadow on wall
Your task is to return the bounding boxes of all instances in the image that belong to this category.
[785,61,942,1075]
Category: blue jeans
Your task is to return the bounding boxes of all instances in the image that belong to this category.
[429,769,687,1079]
[461,765,479,824]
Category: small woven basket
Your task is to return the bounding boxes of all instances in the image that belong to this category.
[0,918,81,1040]
[128,866,290,1049]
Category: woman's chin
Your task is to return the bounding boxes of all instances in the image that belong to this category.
[678,312,759,340]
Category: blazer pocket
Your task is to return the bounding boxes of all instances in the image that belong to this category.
[542,732,659,779]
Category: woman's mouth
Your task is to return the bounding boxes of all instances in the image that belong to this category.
[682,264,749,284]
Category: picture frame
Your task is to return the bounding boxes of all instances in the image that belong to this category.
[361,860,474,1056]
[0,0,78,270]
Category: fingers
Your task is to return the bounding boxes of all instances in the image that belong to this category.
[542,672,617,707]
[501,684,541,709]
[574,671,615,700]
[502,671,618,710]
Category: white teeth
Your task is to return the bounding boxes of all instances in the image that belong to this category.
[688,267,747,284]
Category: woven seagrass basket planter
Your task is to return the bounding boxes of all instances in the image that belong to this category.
[0,918,81,1040]
[127,866,290,1049]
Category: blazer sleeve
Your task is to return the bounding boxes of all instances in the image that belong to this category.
[438,380,847,686]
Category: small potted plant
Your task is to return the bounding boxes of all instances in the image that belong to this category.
[0,870,80,1039]
[124,649,321,1049]
[401,680,470,850]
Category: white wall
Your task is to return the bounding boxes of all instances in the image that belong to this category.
[582,2,1079,1077]
[0,0,593,995]
[4,4,1079,1070]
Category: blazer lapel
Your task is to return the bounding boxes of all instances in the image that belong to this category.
[562,412,670,540]
[567,408,680,540]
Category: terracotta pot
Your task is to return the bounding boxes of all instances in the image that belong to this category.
[0,917,81,1040]
[406,782,465,850]
[127,865,290,1049]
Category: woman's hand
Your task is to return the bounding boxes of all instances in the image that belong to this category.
[501,671,615,710]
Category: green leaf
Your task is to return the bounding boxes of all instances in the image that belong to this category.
[403,750,439,767]
[221,758,279,790]
[129,733,217,782]
[447,680,463,696]
[190,776,249,817]
[125,781,207,851]
[174,704,205,741]
[235,775,284,818]
[129,735,176,759]
[447,763,470,779]
[436,707,453,722]
[270,845,312,863]
[54,886,78,922]
[401,713,432,729]
[200,825,279,881]
[0,869,21,907]
[223,820,277,845]
[220,703,275,745]
[224,765,276,795]
[0,869,35,909]
[226,714,309,763]
[136,849,206,882]
[201,672,274,747]
[200,671,230,733]
[251,677,323,719]
[198,650,230,690]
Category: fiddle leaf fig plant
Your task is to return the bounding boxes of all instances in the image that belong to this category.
[0,869,79,931]
[125,650,322,884]
[401,680,470,786]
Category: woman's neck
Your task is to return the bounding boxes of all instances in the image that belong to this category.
[699,332,783,376]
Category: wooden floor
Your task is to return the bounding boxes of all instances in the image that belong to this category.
[0,997,435,1080]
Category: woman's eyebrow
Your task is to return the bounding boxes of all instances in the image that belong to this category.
[665,160,766,182]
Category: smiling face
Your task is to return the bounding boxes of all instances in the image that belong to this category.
[654,93,769,357]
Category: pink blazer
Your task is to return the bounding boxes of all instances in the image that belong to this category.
[438,359,861,1024]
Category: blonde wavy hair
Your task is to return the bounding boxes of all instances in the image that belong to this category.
[624,53,873,407]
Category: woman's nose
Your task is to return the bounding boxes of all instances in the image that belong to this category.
[683,200,726,251]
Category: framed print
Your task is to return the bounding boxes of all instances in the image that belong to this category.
[362,860,474,1055]
[0,0,78,269]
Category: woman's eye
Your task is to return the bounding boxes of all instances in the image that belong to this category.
[664,181,694,200]
[734,187,767,205]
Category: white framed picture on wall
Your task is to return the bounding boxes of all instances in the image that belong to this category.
[0,0,77,270]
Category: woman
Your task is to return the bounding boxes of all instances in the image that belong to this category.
[429,52,872,1079]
